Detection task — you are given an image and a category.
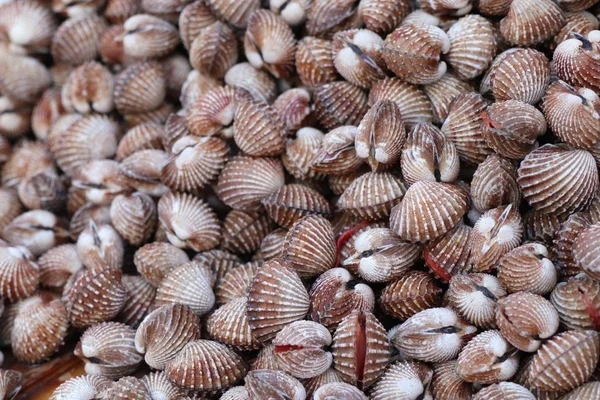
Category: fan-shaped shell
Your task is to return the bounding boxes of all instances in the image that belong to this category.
[574,222,600,280]
[134,242,189,287]
[313,382,367,400]
[424,223,472,282]
[216,262,260,306]
[296,36,338,88]
[50,375,111,400]
[224,62,277,103]
[142,371,187,400]
[305,0,361,39]
[473,382,535,400]
[51,15,107,65]
[379,271,443,321]
[207,296,260,350]
[313,81,368,130]
[261,184,331,228]
[0,242,39,301]
[554,32,600,93]
[311,126,364,175]
[423,73,473,125]
[206,0,259,28]
[447,15,496,80]
[431,360,472,400]
[245,369,306,400]
[470,154,520,212]
[117,275,156,327]
[358,0,410,35]
[497,243,557,295]
[551,273,600,331]
[369,77,434,127]
[110,192,157,246]
[114,61,166,113]
[189,21,238,79]
[500,0,565,45]
[331,29,386,89]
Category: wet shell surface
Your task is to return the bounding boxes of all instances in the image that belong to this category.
[423,223,472,281]
[369,77,434,127]
[470,154,520,212]
[497,243,558,295]
[500,0,565,46]
[553,32,600,94]
[446,15,496,80]
[261,184,331,228]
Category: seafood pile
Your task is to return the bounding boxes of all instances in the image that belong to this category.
[0,0,600,398]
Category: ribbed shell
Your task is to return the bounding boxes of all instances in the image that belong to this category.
[482,48,550,104]
[471,154,520,212]
[38,244,82,290]
[114,62,166,114]
[542,81,600,149]
[244,10,297,79]
[224,62,277,104]
[207,296,260,350]
[554,212,590,277]
[574,223,600,281]
[456,330,519,384]
[369,77,434,127]
[552,12,599,50]
[313,382,367,400]
[390,181,467,242]
[220,211,271,255]
[116,123,164,161]
[358,0,410,35]
[142,371,187,400]
[313,81,368,130]
[206,0,259,28]
[65,266,126,329]
[470,204,523,272]
[187,86,236,139]
[382,23,449,85]
[194,249,242,285]
[189,21,237,79]
[558,382,600,400]
[523,208,564,247]
[117,275,156,327]
[97,376,149,399]
[311,126,364,175]
[423,73,473,125]
[178,1,217,49]
[0,243,39,301]
[517,144,598,216]
[306,0,361,39]
[51,15,107,65]
[221,386,250,400]
[447,273,507,328]
[529,330,600,392]
[245,369,306,400]
[554,34,600,93]
[270,0,312,27]
[135,304,201,370]
[473,382,535,400]
[497,243,557,295]
[331,29,386,89]
[61,61,114,115]
[441,92,492,165]
[424,223,472,282]
[216,262,260,306]
[379,271,442,321]
[134,242,189,287]
[261,184,331,228]
[482,100,546,159]
[331,310,390,390]
[283,128,324,180]
[431,360,472,400]
[338,172,406,221]
[369,361,432,400]
[247,259,310,342]
[550,273,600,331]
[296,36,338,87]
[273,88,311,132]
[157,191,221,252]
[119,150,169,197]
[447,15,496,80]
[50,375,112,400]
[110,192,157,246]
[154,262,215,316]
[500,0,565,46]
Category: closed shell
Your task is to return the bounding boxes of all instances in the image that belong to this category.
[61,61,114,114]
[114,61,166,114]
[245,369,305,400]
[379,271,443,321]
[0,242,40,301]
[332,29,386,89]
[306,0,361,39]
[313,382,367,400]
[313,81,368,130]
[574,223,600,280]
[221,210,272,255]
[216,262,260,306]
[51,15,107,65]
[558,382,600,400]
[261,184,331,228]
[473,382,535,400]
[424,223,472,282]
[273,88,312,132]
[311,126,364,175]
[423,73,473,124]
[295,36,339,88]
[189,21,238,79]
[447,15,496,80]
[76,222,124,270]
[550,273,600,331]
[358,0,410,35]
[134,242,189,287]
[142,371,187,400]
[554,32,600,93]
[194,249,243,286]
[178,0,217,50]
[224,62,277,103]
[470,154,520,212]
[110,192,157,246]
[187,86,237,139]
[206,0,259,28]
[38,244,83,290]
[116,123,164,161]
[500,0,565,45]
[50,376,111,400]
[369,77,434,127]
[117,275,156,327]
[447,273,507,328]
[206,296,260,350]
[497,243,557,295]
[283,128,325,180]
[431,360,472,400]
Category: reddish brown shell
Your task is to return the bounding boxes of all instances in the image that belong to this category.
[423,73,473,125]
[554,33,600,93]
[0,241,40,302]
[332,29,386,89]
[215,262,260,306]
[51,15,107,65]
[224,62,277,104]
[369,77,434,127]
[306,0,361,39]
[113,61,166,114]
[358,0,410,35]
[283,128,325,180]
[221,210,272,255]
[473,383,535,400]
[313,81,368,130]
[117,275,156,327]
[500,0,565,45]
[497,243,558,295]
[447,273,507,328]
[424,223,472,282]
[189,21,238,79]
[470,154,520,212]
[134,242,189,287]
[550,273,600,331]
[553,212,591,277]
[245,369,306,400]
[207,296,260,350]
[311,126,364,175]
[447,15,496,80]
[379,271,443,321]
[206,0,259,28]
[296,36,339,88]
[261,184,331,228]
[431,360,472,400]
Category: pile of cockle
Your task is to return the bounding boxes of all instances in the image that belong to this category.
[0,0,600,398]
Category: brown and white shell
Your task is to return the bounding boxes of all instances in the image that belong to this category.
[423,73,473,125]
[431,360,472,400]
[69,204,111,242]
[332,29,386,89]
[550,273,600,331]
[246,260,309,343]
[369,77,434,127]
[473,382,535,400]
[523,208,564,248]
[189,21,238,79]
[283,128,325,180]
[220,210,271,255]
[337,172,406,220]
[117,275,156,327]
[141,371,187,400]
[50,375,111,400]
[119,150,170,197]
[331,310,390,390]
[552,11,599,50]
[447,273,506,328]
[97,376,150,399]
[76,222,124,270]
[216,262,260,306]
[446,15,496,80]
[470,154,520,212]
[38,244,83,290]
[114,61,166,113]
[574,223,600,281]
[313,81,368,130]
[110,192,157,246]
[206,296,260,350]
[305,0,361,39]
[295,36,339,88]
[554,212,591,277]
[390,181,467,242]
[165,339,248,391]
[0,190,23,233]
[500,0,565,45]
[2,210,68,257]
[135,304,201,369]
[116,123,164,161]
[245,369,305,400]
[122,14,180,60]
[178,1,218,50]
[194,249,243,287]
[517,144,598,216]
[273,88,312,133]
[497,243,558,295]
[379,271,442,322]
[554,32,600,93]
[313,382,367,400]
[261,184,331,228]
[206,0,259,28]
[424,223,472,282]
[224,62,277,104]
[310,126,364,175]
[51,15,107,65]
[358,0,410,35]
[61,61,114,114]
[270,0,312,27]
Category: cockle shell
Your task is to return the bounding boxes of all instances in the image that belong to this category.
[390,181,467,242]
[306,0,361,39]
[116,123,164,161]
[388,307,477,362]
[550,273,600,331]
[500,0,565,45]
[76,222,124,270]
[194,249,243,287]
[166,339,248,391]
[117,275,156,327]
[142,371,187,400]
[73,159,131,206]
[38,244,83,290]
[553,212,591,277]
[11,294,69,363]
[423,73,473,125]
[178,0,217,50]
[542,80,600,149]
[331,29,386,89]
[431,360,472,400]
[247,259,310,342]
[517,144,598,216]
[216,262,260,306]
[110,192,157,246]
[31,89,67,141]
[61,61,113,115]
[558,382,600,399]
[497,243,557,295]
[553,12,599,50]
[523,208,564,247]
[310,126,364,175]
[187,86,238,139]
[382,23,449,85]
[0,241,39,302]
[0,53,51,106]
[251,344,279,371]
[529,330,600,392]
[441,92,492,165]
[136,304,201,369]
[283,128,324,180]
[114,61,166,114]
[574,223,600,280]
[17,169,66,213]
[313,382,367,400]
[447,273,507,328]
[338,172,406,220]
[0,369,22,400]
[447,15,496,80]
[456,330,519,383]
[154,261,215,316]
[554,32,600,93]
[2,140,53,189]
[206,296,259,350]
[358,0,410,35]
[296,36,339,88]
[189,21,237,79]
[75,322,142,379]
[313,81,368,130]
[50,375,112,400]
[124,102,173,127]
[119,150,169,197]
[220,210,271,255]
[69,204,111,242]
[206,0,259,28]
[261,184,331,228]
[179,71,220,111]
[369,361,433,400]
[470,154,520,212]
[245,369,305,400]
[424,223,472,281]
[270,0,311,27]
[401,122,460,185]
[369,77,434,127]
[105,0,140,25]
[51,15,107,65]
[0,0,58,55]
[2,210,68,257]
[496,292,559,352]
[122,14,180,60]
[473,382,535,400]
[273,88,311,133]
[0,190,21,232]
[97,376,150,399]
[331,310,390,390]
[343,228,421,283]
[224,62,277,103]
[379,271,443,321]
[303,368,345,397]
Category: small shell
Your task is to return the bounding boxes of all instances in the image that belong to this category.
[470,204,523,272]
[216,262,260,306]
[313,81,368,130]
[370,361,433,400]
[0,53,51,105]
[482,48,550,104]
[121,149,170,197]
[500,0,565,46]
[31,89,67,141]
[165,339,248,391]
[69,204,111,241]
[552,11,599,49]
[206,296,259,350]
[61,61,113,114]
[554,32,600,93]
[2,140,54,189]
[497,243,558,295]
[382,23,449,85]
[97,376,150,399]
[295,36,339,88]
[273,88,311,133]
[110,192,157,246]
[574,223,600,281]
[189,21,238,79]
[142,371,187,400]
[424,223,472,281]
[123,102,174,128]
[332,29,386,89]
[481,100,547,159]
[558,382,600,399]
[358,0,410,35]
[0,0,58,55]
[187,86,237,139]
[473,382,536,400]
[0,96,31,139]
[206,0,259,28]
[117,275,156,327]
[306,0,361,39]
[224,62,277,104]
[105,0,141,23]
[38,244,83,290]
[401,122,460,185]
[247,259,310,342]
[0,370,22,399]
[17,169,66,213]
[338,172,406,221]
[517,144,598,216]
[542,80,600,149]
[283,128,325,180]
[369,77,434,127]
[2,210,68,256]
[390,181,467,243]
[234,95,287,157]
[64,265,126,329]
[178,0,218,50]
[135,304,201,369]
[11,294,69,363]
[311,126,363,175]
[431,360,472,400]
[388,307,477,362]
[154,261,215,316]
[114,61,166,114]
[270,0,311,27]
[313,382,367,400]
[221,210,272,255]
[423,73,473,125]
[76,222,124,270]
[122,14,180,60]
[551,273,600,331]
[75,322,142,379]
[456,330,519,384]
[261,184,331,228]
[245,10,297,79]
[158,191,221,252]
[116,123,164,161]
[193,249,242,286]
[379,270,443,321]
[470,154,520,212]
[496,292,559,352]
[50,376,112,400]
[523,208,564,247]
[356,100,405,171]
[51,15,107,65]
[331,310,390,389]
[447,273,507,328]
[529,330,600,393]
[343,228,421,283]
[553,212,591,277]
[245,369,305,400]
[447,15,496,80]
